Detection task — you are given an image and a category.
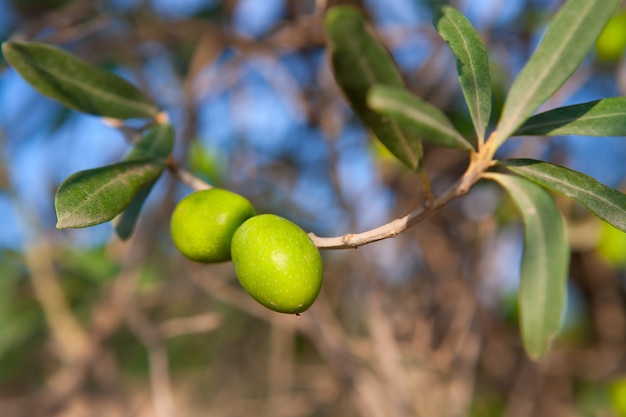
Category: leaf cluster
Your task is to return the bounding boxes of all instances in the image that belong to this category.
[324,0,624,359]
[2,41,173,240]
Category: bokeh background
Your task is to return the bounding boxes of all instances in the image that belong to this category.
[1,0,626,416]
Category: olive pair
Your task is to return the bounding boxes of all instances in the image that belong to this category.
[170,189,323,314]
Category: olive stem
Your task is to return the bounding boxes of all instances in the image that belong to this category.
[309,139,498,250]
[166,156,213,191]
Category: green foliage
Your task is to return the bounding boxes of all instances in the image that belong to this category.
[125,122,175,161]
[514,98,626,136]
[487,173,569,360]
[1,38,174,236]
[115,122,175,239]
[501,159,626,232]
[325,5,423,171]
[321,0,623,358]
[55,159,166,228]
[2,41,159,119]
[367,85,473,149]
[491,0,621,148]
[433,5,492,142]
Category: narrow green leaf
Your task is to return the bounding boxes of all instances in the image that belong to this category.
[514,98,626,136]
[2,41,159,119]
[367,85,472,150]
[325,6,422,170]
[491,0,620,148]
[501,159,626,233]
[55,159,166,229]
[433,5,491,142]
[113,183,157,240]
[115,122,175,239]
[487,173,569,360]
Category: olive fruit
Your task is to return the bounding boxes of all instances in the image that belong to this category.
[595,12,626,62]
[170,188,256,263]
[231,214,323,314]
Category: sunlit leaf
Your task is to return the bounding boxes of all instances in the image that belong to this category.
[56,159,166,229]
[491,0,620,148]
[367,85,472,150]
[501,159,626,232]
[487,173,569,360]
[325,5,422,171]
[514,98,626,136]
[2,41,159,119]
[433,5,491,142]
[115,122,175,239]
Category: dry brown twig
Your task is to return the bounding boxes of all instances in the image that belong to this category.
[125,305,177,417]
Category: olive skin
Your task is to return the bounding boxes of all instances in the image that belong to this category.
[170,188,256,263]
[231,214,323,314]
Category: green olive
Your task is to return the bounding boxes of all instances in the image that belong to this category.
[231,214,323,314]
[170,188,256,263]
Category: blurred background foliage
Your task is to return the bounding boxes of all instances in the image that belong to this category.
[1,0,626,416]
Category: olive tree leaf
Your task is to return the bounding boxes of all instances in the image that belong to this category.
[2,41,159,119]
[486,173,569,360]
[114,122,175,239]
[433,5,491,142]
[514,98,626,136]
[501,159,626,232]
[325,5,422,171]
[367,84,472,150]
[125,122,175,161]
[491,0,620,149]
[113,185,156,240]
[55,159,166,229]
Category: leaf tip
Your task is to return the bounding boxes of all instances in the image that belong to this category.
[1,40,18,62]
[55,218,68,230]
[526,345,549,361]
[523,331,555,361]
